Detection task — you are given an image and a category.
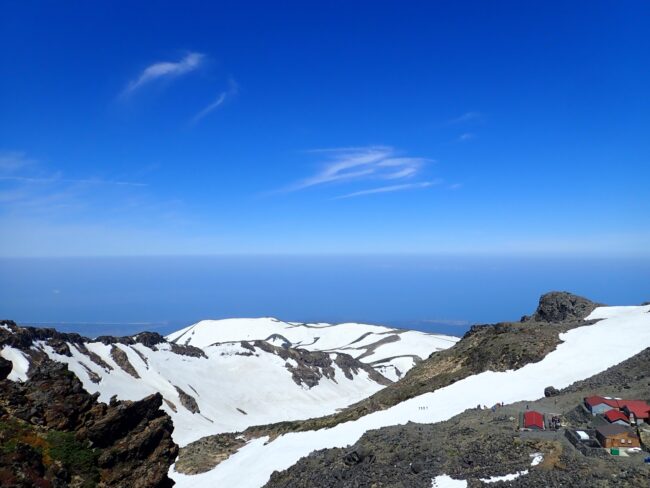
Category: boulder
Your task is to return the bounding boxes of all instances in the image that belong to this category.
[544,386,560,397]
[527,291,600,323]
[343,445,375,466]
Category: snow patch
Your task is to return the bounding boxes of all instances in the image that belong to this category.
[480,470,528,483]
[530,453,544,466]
[1,346,30,382]
[431,475,467,487]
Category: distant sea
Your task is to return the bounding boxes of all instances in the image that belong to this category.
[1,255,649,338]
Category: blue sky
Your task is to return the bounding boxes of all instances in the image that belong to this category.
[1,1,649,257]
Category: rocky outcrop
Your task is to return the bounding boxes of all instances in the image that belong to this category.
[110,345,141,378]
[74,342,114,371]
[250,340,390,389]
[169,342,207,358]
[175,433,248,475]
[0,320,207,380]
[525,291,600,323]
[544,385,560,397]
[0,360,178,487]
[0,357,11,380]
[175,386,200,413]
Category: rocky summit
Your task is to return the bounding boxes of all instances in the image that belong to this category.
[524,291,601,323]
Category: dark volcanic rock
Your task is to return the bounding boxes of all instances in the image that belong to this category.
[47,338,72,356]
[75,342,114,371]
[0,360,178,487]
[0,357,12,380]
[83,393,167,448]
[175,385,201,413]
[134,331,167,347]
[526,291,600,323]
[170,342,207,358]
[110,344,141,378]
[251,339,390,389]
[544,385,560,397]
[343,445,375,466]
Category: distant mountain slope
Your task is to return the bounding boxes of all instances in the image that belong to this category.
[168,317,458,381]
[0,318,457,446]
[170,297,650,488]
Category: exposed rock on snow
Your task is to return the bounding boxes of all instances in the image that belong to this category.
[175,385,201,413]
[168,317,458,382]
[110,344,141,378]
[0,317,455,446]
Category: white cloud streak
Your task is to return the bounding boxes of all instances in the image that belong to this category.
[0,151,149,219]
[289,146,431,192]
[190,78,239,125]
[123,52,205,95]
[0,175,146,187]
[0,152,35,172]
[448,111,482,124]
[335,181,440,199]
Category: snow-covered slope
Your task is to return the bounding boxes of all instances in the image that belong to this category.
[170,304,650,488]
[41,339,389,446]
[168,317,458,381]
[1,318,457,447]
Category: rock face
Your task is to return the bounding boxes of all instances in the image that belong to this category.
[525,291,600,323]
[0,357,12,380]
[0,360,178,487]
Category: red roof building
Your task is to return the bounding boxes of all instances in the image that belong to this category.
[584,395,620,410]
[604,409,630,424]
[523,410,545,430]
[620,401,650,421]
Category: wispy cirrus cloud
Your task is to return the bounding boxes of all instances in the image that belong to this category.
[335,181,441,199]
[122,52,205,95]
[0,152,35,172]
[457,132,475,142]
[190,78,239,125]
[0,151,148,217]
[0,175,147,187]
[448,111,482,124]
[285,146,438,198]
